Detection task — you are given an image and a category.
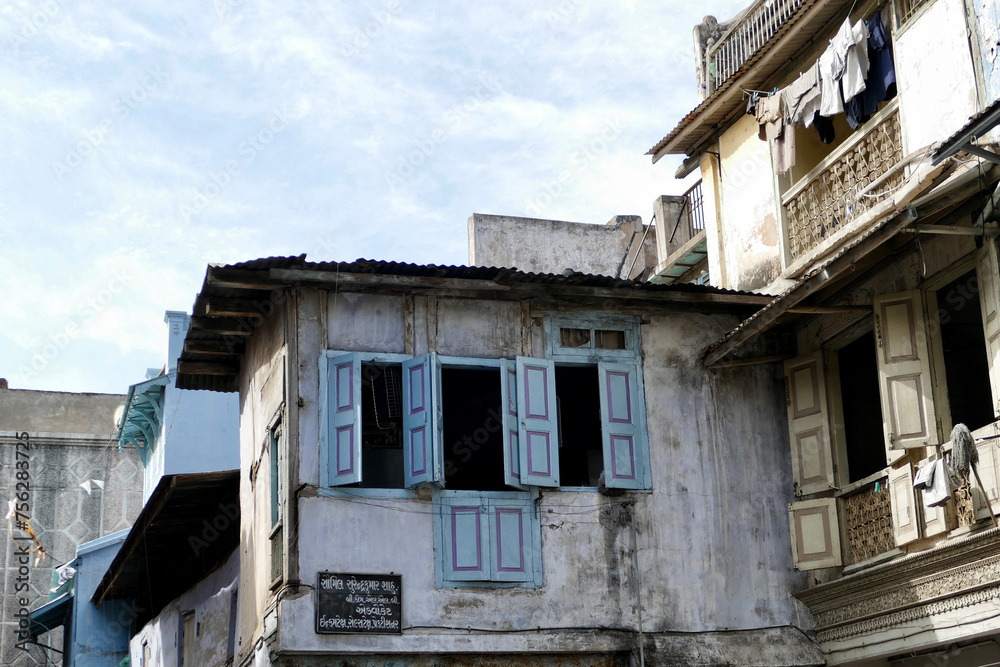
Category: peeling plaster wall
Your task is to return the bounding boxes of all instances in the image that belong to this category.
[974,0,1000,104]
[129,548,239,667]
[896,0,979,152]
[700,153,726,289]
[273,293,818,663]
[718,114,783,293]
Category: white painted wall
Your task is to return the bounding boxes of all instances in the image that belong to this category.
[896,0,979,153]
[128,549,239,667]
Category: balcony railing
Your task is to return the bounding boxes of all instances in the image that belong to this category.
[782,102,904,262]
[706,0,807,95]
[841,475,894,566]
[665,180,707,257]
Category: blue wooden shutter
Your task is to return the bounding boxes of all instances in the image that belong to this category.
[440,497,489,581]
[598,362,650,490]
[500,360,526,489]
[487,498,536,582]
[403,354,442,487]
[323,353,362,486]
[516,356,560,487]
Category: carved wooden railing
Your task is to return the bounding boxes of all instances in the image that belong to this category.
[841,475,894,566]
[782,102,904,262]
[706,0,807,94]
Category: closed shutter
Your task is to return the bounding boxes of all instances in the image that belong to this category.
[975,441,1000,520]
[403,354,443,487]
[598,362,650,490]
[978,238,1000,418]
[440,498,489,582]
[500,360,526,490]
[889,463,920,546]
[788,498,842,570]
[488,498,536,583]
[516,356,560,487]
[784,353,836,496]
[874,291,939,449]
[323,353,362,486]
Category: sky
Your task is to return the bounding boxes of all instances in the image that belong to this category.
[0,0,750,396]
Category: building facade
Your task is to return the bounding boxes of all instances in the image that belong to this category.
[653,0,1000,663]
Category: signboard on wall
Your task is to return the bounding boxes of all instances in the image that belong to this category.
[315,572,402,634]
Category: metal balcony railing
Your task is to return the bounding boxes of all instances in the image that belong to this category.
[706,0,807,94]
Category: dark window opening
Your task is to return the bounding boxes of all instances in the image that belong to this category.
[594,330,626,350]
[838,332,886,482]
[359,364,404,489]
[938,270,994,432]
[561,328,591,348]
[556,366,603,486]
[442,367,506,491]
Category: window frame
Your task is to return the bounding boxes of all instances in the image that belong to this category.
[544,313,641,363]
[267,409,285,589]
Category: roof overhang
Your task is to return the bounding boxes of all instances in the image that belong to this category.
[116,375,169,465]
[648,0,851,162]
[176,257,781,392]
[92,471,239,626]
[28,592,72,639]
[932,97,1000,166]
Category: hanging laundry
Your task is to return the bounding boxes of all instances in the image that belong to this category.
[746,91,761,116]
[818,44,845,117]
[782,62,822,127]
[755,93,796,174]
[862,9,897,117]
[812,112,836,144]
[844,92,869,130]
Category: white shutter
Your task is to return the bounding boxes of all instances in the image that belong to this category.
[784,353,835,496]
[874,291,939,449]
[975,441,1000,520]
[916,461,949,538]
[889,463,920,546]
[788,498,842,570]
[978,238,1000,418]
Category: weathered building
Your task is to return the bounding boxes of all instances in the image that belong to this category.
[653,0,1000,663]
[172,228,825,666]
[0,385,143,666]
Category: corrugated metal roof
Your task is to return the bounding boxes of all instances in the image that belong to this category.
[648,0,850,160]
[931,97,1000,165]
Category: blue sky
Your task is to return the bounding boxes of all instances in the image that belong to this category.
[0,0,749,395]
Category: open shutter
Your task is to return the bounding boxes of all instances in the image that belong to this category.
[500,360,526,490]
[516,356,560,487]
[788,498,841,570]
[888,463,920,546]
[488,498,537,583]
[978,238,1000,417]
[403,354,442,488]
[916,461,949,538]
[323,353,362,486]
[975,441,1000,520]
[598,362,650,490]
[874,291,939,449]
[784,353,835,496]
[440,497,489,582]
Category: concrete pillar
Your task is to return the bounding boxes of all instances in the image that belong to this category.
[164,311,191,374]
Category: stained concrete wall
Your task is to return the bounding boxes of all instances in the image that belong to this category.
[468,213,657,279]
[974,0,1000,105]
[263,290,819,665]
[716,114,783,293]
[129,548,239,667]
[0,389,143,667]
[896,0,979,153]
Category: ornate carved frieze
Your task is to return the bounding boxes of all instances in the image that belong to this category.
[797,527,1000,643]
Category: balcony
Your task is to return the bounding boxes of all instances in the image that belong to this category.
[705,0,808,96]
[782,101,904,262]
[840,474,895,567]
[650,180,709,284]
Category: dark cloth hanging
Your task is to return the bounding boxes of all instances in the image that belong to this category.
[812,112,836,144]
[844,90,869,130]
[862,10,897,117]
[746,91,761,116]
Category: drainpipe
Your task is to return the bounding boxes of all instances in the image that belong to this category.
[630,503,646,667]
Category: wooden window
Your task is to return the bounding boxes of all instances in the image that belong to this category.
[784,353,836,497]
[788,498,842,570]
[435,492,542,587]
